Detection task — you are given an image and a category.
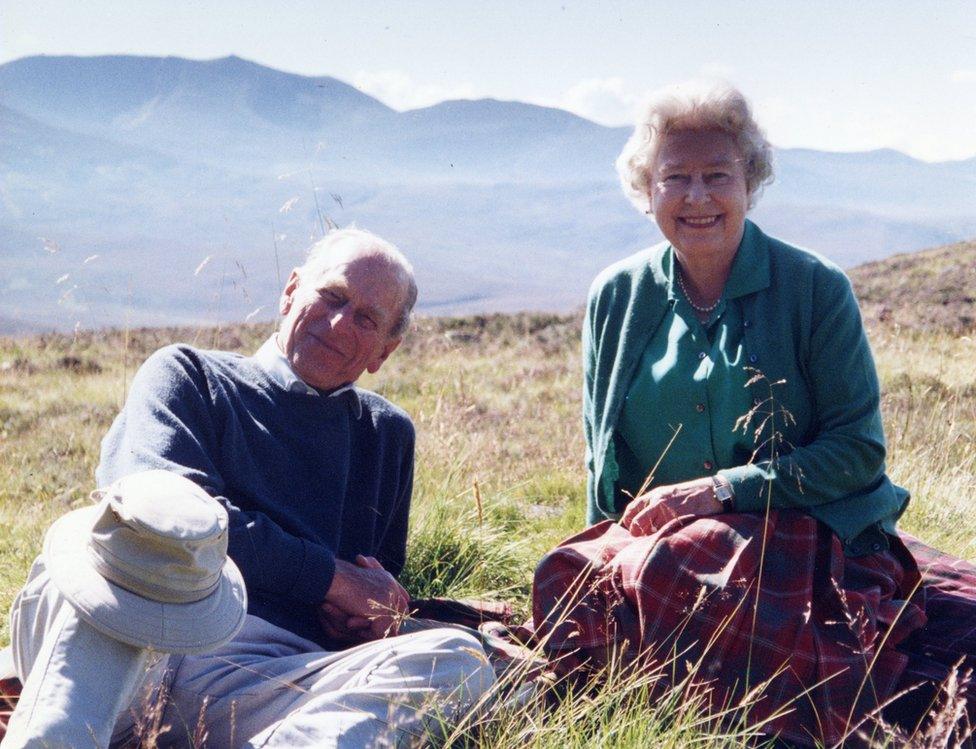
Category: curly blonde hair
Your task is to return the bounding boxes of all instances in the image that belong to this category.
[616,80,774,215]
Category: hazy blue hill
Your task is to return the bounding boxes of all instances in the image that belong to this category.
[0,55,182,127]
[0,102,174,174]
[0,54,394,132]
[752,201,959,266]
[0,55,397,168]
[1,53,974,333]
[393,99,627,182]
[772,147,976,218]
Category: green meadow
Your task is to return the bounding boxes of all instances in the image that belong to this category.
[1,240,974,746]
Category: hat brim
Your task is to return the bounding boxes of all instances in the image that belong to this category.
[44,505,248,655]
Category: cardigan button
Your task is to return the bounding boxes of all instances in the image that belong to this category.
[703,460,714,471]
[743,319,752,328]
[698,351,707,360]
[696,403,706,413]
[748,354,759,364]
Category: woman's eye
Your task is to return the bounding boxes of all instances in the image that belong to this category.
[658,174,690,190]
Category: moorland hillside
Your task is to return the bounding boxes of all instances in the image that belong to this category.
[0,238,974,745]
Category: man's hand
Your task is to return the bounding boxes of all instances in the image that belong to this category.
[317,601,373,645]
[320,555,410,642]
[620,477,723,536]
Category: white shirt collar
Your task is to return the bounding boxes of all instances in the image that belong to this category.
[253,335,361,418]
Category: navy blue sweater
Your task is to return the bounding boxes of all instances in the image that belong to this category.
[96,344,415,647]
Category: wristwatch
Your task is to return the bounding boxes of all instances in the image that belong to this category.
[711,476,735,513]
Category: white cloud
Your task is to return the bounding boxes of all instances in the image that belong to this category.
[755,95,976,162]
[556,71,739,127]
[352,70,477,111]
[951,69,976,83]
[556,77,644,126]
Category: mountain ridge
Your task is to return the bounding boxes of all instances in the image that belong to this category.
[1,53,974,332]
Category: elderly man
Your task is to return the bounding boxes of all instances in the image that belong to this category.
[5,229,493,748]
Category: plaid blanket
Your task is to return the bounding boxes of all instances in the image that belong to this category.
[532,511,930,746]
[894,533,976,722]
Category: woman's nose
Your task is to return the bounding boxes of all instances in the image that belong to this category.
[684,176,710,204]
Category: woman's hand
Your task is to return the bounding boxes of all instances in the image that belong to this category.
[620,477,723,536]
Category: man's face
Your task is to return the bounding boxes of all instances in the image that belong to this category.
[277,246,404,390]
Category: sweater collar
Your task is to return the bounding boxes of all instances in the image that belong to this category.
[723,219,771,299]
[253,335,362,418]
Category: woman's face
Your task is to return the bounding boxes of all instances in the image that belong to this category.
[649,129,749,263]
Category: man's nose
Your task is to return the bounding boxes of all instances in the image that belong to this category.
[329,305,352,330]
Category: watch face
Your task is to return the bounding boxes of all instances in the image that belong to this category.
[712,479,734,512]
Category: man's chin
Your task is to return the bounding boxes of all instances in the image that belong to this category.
[293,356,345,391]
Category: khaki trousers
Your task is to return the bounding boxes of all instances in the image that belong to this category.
[3,557,495,748]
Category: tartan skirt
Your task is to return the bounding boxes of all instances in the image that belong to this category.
[531,511,976,746]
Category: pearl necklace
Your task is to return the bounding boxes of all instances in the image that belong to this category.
[676,265,721,314]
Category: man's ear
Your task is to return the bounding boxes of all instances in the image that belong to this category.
[279,270,301,315]
[366,337,402,374]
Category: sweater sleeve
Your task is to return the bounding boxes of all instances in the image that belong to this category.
[374,420,414,579]
[719,268,889,513]
[96,346,336,604]
[582,290,598,510]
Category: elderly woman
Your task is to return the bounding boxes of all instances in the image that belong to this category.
[532,81,976,746]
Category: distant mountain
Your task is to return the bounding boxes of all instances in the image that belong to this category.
[0,55,395,167]
[769,148,976,220]
[1,54,974,333]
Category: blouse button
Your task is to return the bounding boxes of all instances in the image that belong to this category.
[696,403,705,413]
[703,460,714,471]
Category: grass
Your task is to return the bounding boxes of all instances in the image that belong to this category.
[1,303,974,746]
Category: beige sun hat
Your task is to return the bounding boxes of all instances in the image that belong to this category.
[44,470,247,654]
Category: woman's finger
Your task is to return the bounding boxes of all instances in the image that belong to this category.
[621,496,648,527]
[630,503,658,536]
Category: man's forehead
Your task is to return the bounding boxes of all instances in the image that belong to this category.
[301,247,405,319]
[306,245,395,281]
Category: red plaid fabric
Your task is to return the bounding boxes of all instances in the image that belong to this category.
[890,533,976,723]
[0,676,20,742]
[532,511,928,746]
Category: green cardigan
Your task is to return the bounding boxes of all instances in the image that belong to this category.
[583,220,909,553]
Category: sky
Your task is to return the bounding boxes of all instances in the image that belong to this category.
[3,0,975,161]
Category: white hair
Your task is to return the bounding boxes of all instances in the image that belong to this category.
[616,80,774,215]
[298,227,418,337]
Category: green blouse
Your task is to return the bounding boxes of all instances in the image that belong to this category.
[583,221,909,555]
[616,251,753,501]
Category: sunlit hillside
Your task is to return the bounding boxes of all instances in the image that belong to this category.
[1,239,974,746]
